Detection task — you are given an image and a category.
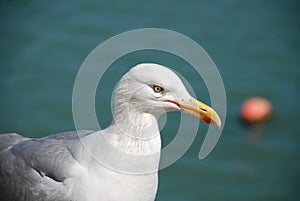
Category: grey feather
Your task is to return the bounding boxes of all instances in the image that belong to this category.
[0,130,94,201]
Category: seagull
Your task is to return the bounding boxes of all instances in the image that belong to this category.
[0,63,221,201]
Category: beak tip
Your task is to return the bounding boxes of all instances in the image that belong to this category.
[214,114,222,129]
[212,118,222,129]
[216,116,222,129]
[201,114,222,129]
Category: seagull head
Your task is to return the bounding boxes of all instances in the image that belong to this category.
[114,63,221,128]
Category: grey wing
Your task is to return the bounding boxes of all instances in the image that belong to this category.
[0,130,94,201]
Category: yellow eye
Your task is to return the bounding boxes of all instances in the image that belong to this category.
[152,84,164,93]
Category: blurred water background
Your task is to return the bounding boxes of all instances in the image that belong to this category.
[0,0,299,200]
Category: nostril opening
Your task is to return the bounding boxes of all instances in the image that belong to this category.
[200,108,207,112]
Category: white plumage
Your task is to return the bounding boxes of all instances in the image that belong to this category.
[0,63,221,201]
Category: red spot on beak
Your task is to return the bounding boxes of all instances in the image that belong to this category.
[202,116,212,124]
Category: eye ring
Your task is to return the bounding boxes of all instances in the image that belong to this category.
[152,84,164,93]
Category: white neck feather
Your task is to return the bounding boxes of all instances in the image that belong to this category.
[78,78,163,174]
[108,110,161,155]
[79,106,161,175]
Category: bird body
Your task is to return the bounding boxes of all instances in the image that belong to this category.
[0,131,90,201]
[0,130,159,201]
[0,63,221,201]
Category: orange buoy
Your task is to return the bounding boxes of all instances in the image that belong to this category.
[240,97,272,123]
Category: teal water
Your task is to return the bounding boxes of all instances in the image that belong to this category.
[1,1,299,200]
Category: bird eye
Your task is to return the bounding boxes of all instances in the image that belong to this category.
[152,84,164,93]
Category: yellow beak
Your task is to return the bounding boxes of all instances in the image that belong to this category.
[165,98,221,128]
